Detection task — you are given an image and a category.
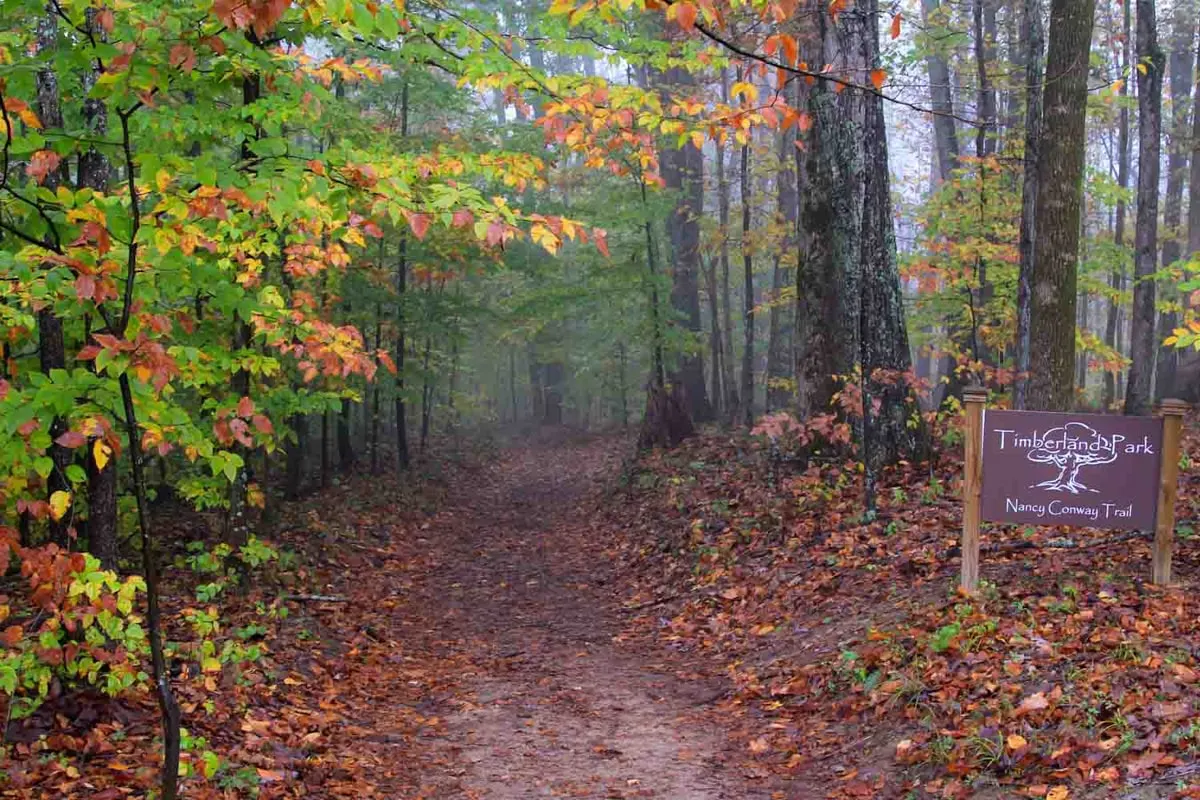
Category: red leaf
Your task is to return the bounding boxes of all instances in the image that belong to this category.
[169,43,196,72]
[251,414,274,434]
[75,274,96,301]
[407,212,431,241]
[97,8,115,32]
[55,431,87,449]
[593,228,610,257]
[890,13,902,39]
[452,209,474,229]
[870,69,887,91]
[237,396,255,417]
[486,222,505,247]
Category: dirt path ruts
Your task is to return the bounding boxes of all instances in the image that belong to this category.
[397,436,771,799]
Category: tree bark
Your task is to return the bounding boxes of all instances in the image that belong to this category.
[79,6,117,569]
[796,0,921,467]
[1103,0,1132,410]
[716,69,738,418]
[922,0,961,184]
[766,127,797,412]
[1013,0,1043,409]
[739,136,754,426]
[394,82,411,470]
[1027,0,1095,411]
[661,65,713,422]
[34,5,72,546]
[1124,0,1164,416]
[1154,14,1195,400]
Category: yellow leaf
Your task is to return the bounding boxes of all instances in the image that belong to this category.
[1046,787,1069,800]
[49,490,71,522]
[93,439,111,471]
[155,169,172,193]
[690,131,705,150]
[202,656,222,673]
[1006,733,1028,751]
[730,81,758,103]
[1136,62,1147,75]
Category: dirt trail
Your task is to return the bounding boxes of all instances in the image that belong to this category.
[383,436,771,799]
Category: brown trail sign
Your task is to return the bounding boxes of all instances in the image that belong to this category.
[960,388,1188,592]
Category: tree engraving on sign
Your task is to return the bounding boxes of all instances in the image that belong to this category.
[1023,422,1120,493]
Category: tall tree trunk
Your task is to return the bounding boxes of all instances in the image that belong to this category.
[1027,0,1095,411]
[704,255,723,414]
[1154,14,1195,400]
[717,69,738,417]
[1104,0,1133,410]
[78,6,117,569]
[739,137,754,426]
[796,0,922,468]
[35,5,72,547]
[766,127,797,411]
[974,0,998,159]
[1013,0,1044,409]
[1124,0,1164,416]
[661,65,713,422]
[338,397,355,469]
[394,82,411,470]
[922,0,962,183]
[285,414,307,499]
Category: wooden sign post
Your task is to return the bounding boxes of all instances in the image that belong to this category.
[961,388,987,594]
[960,389,1188,593]
[1154,399,1188,585]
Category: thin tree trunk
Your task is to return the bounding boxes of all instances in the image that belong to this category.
[1013,0,1044,409]
[766,127,797,412]
[35,5,71,546]
[119,374,181,800]
[739,137,754,426]
[1154,14,1195,400]
[1027,0,1095,411]
[705,256,723,414]
[922,0,962,183]
[717,69,738,417]
[394,83,411,470]
[1124,0,1164,416]
[1104,0,1133,410]
[78,5,117,569]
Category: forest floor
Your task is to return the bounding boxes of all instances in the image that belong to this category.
[6,424,1200,799]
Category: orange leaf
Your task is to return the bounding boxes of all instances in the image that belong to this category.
[674,1,697,31]
[890,13,902,39]
[870,69,886,91]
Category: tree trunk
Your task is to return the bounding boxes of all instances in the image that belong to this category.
[661,65,713,422]
[284,414,307,499]
[1104,0,1132,410]
[796,0,922,468]
[394,82,411,470]
[1154,14,1195,400]
[1013,0,1044,409]
[716,69,739,418]
[1124,0,1164,416]
[739,136,754,427]
[1027,0,1095,411]
[79,6,117,570]
[922,0,961,183]
[338,397,355,470]
[35,6,72,547]
[766,127,797,412]
[704,255,723,414]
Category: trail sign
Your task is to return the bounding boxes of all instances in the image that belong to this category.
[958,389,1188,592]
[980,411,1162,530]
